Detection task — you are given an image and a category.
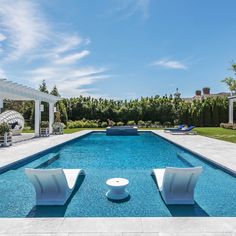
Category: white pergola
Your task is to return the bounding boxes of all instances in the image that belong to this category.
[0,79,60,137]
[229,96,236,123]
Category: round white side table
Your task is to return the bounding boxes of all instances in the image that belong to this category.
[106,178,129,200]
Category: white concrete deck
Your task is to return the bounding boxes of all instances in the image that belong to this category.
[0,217,235,235]
[0,130,235,235]
[12,133,35,144]
[152,130,236,175]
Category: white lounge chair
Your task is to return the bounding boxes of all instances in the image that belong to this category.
[25,168,85,205]
[153,167,203,205]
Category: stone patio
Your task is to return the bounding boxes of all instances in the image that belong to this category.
[12,133,35,144]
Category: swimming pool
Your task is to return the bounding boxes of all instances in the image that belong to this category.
[0,131,235,217]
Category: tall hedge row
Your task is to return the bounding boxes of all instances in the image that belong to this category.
[62,96,231,127]
[3,95,233,127]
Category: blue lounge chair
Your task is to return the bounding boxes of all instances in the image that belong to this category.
[170,125,196,134]
[164,124,185,132]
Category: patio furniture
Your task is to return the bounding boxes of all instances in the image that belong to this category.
[164,124,185,132]
[0,110,24,136]
[25,168,85,205]
[153,167,203,204]
[169,125,196,135]
[106,178,129,200]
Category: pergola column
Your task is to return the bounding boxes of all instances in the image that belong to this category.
[229,99,234,123]
[0,98,3,114]
[35,100,41,137]
[49,102,55,134]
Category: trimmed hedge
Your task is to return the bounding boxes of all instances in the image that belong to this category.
[66,119,163,128]
[220,123,236,130]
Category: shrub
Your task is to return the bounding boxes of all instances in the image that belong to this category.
[40,121,49,128]
[52,122,65,129]
[127,120,136,126]
[154,121,161,127]
[100,121,108,128]
[163,121,172,127]
[220,123,236,129]
[144,121,152,128]
[67,119,100,128]
[173,119,180,125]
[107,119,116,127]
[138,120,145,127]
[117,121,124,126]
[0,122,10,136]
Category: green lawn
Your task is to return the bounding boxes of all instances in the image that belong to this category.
[194,127,236,143]
[23,127,236,144]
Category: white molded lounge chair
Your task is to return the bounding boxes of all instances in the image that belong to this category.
[25,168,84,205]
[153,167,203,205]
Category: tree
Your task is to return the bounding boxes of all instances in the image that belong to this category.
[221,63,236,95]
[39,80,49,94]
[50,85,60,97]
[38,80,49,121]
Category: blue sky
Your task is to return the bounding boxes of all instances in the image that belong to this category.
[0,0,236,99]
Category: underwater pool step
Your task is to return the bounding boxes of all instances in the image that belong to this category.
[177,152,200,167]
[35,153,60,169]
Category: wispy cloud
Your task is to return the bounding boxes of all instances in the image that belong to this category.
[0,0,49,60]
[54,50,90,65]
[112,0,150,20]
[28,66,110,97]
[150,59,188,70]
[0,0,111,98]
[0,67,6,78]
[128,0,150,20]
[0,33,7,42]
[53,35,90,54]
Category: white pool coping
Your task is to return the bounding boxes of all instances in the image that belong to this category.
[0,129,235,235]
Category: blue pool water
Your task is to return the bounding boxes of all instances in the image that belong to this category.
[0,131,235,217]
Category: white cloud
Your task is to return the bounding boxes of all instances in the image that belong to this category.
[0,0,111,98]
[0,0,49,60]
[0,33,7,42]
[53,35,87,54]
[26,35,90,64]
[28,66,110,97]
[0,67,6,78]
[54,50,90,65]
[113,0,150,20]
[128,0,150,19]
[150,59,187,70]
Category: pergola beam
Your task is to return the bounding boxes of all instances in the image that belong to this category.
[0,79,59,103]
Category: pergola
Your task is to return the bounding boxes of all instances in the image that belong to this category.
[229,95,236,123]
[0,79,60,137]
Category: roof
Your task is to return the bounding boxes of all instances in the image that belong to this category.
[0,78,60,103]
